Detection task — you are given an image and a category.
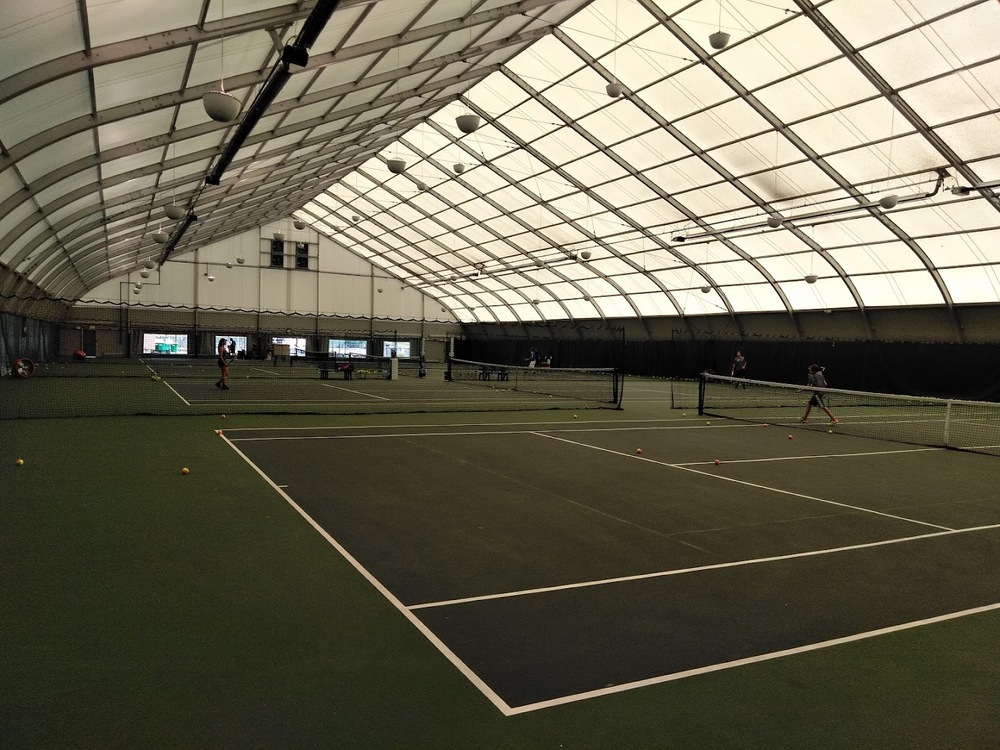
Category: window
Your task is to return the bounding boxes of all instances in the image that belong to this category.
[142,333,188,355]
[328,338,368,357]
[270,239,284,268]
[295,241,309,269]
[382,340,411,358]
[272,336,306,357]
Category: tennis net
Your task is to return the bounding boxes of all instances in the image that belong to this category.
[698,373,1000,456]
[446,357,623,409]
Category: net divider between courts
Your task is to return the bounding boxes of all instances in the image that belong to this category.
[698,373,1000,457]
[447,357,623,409]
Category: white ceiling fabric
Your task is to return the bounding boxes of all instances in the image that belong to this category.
[1,0,998,327]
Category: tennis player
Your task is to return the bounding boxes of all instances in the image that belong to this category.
[801,364,837,423]
[216,338,230,390]
[731,350,748,388]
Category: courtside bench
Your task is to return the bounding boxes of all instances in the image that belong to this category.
[477,366,510,381]
[318,363,355,380]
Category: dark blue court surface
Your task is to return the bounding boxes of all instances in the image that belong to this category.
[226,418,1000,713]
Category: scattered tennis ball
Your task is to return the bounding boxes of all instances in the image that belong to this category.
[682,413,687,417]
[181,467,190,475]
[216,430,223,436]
[705,421,711,425]
[635,447,643,455]
[221,414,226,419]
[573,414,578,419]
[828,429,833,434]
[713,459,720,465]
[787,434,794,440]
[15,458,24,466]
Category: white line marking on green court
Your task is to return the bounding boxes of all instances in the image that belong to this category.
[408,522,1000,611]
[220,434,514,716]
[502,602,1000,715]
[318,382,391,400]
[536,432,954,531]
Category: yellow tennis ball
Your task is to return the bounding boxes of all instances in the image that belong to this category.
[15,458,25,466]
[181,467,190,475]
[636,447,643,455]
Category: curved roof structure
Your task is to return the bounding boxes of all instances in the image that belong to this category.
[2,0,999,328]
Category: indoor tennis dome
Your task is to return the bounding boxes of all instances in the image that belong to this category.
[2,0,999,376]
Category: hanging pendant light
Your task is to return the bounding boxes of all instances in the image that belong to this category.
[164,204,186,221]
[606,82,623,98]
[804,274,818,284]
[709,0,730,49]
[293,220,306,230]
[766,213,784,228]
[203,0,241,123]
[152,229,169,244]
[878,194,899,209]
[453,163,466,174]
[386,158,406,174]
[456,114,481,134]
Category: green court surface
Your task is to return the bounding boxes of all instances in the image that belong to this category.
[2,399,998,748]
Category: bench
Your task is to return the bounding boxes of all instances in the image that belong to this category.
[477,367,509,381]
[318,363,355,380]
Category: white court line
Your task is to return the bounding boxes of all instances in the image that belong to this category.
[143,362,191,406]
[226,423,765,441]
[163,380,191,406]
[672,446,942,466]
[505,602,1000,715]
[219,432,514,716]
[222,418,693,432]
[319,382,391,400]
[535,431,955,532]
[409,522,1000,610]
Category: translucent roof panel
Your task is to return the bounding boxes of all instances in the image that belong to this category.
[1,0,998,319]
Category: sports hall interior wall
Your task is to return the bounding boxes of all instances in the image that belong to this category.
[456,304,1000,402]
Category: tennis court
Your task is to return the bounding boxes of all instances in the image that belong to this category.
[223,411,1000,714]
[0,356,623,419]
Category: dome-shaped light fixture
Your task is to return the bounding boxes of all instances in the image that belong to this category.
[152,230,169,244]
[377,288,383,294]
[236,257,245,265]
[581,250,592,260]
[583,294,592,301]
[207,274,216,282]
[293,220,306,230]
[143,260,156,269]
[606,82,624,98]
[164,205,186,221]
[417,182,428,191]
[386,158,406,174]
[672,235,687,243]
[273,231,285,241]
[532,299,540,305]
[140,270,150,279]
[766,213,784,229]
[709,31,731,50]
[700,286,711,293]
[225,262,233,269]
[456,114,481,134]
[134,281,142,289]
[352,215,360,223]
[805,274,819,284]
[534,259,544,267]
[879,194,899,209]
[202,90,241,123]
[133,287,141,295]
[453,163,466,174]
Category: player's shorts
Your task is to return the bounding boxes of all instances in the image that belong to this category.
[809,393,825,407]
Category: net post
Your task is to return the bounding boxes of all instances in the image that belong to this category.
[944,399,952,447]
[697,371,707,415]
